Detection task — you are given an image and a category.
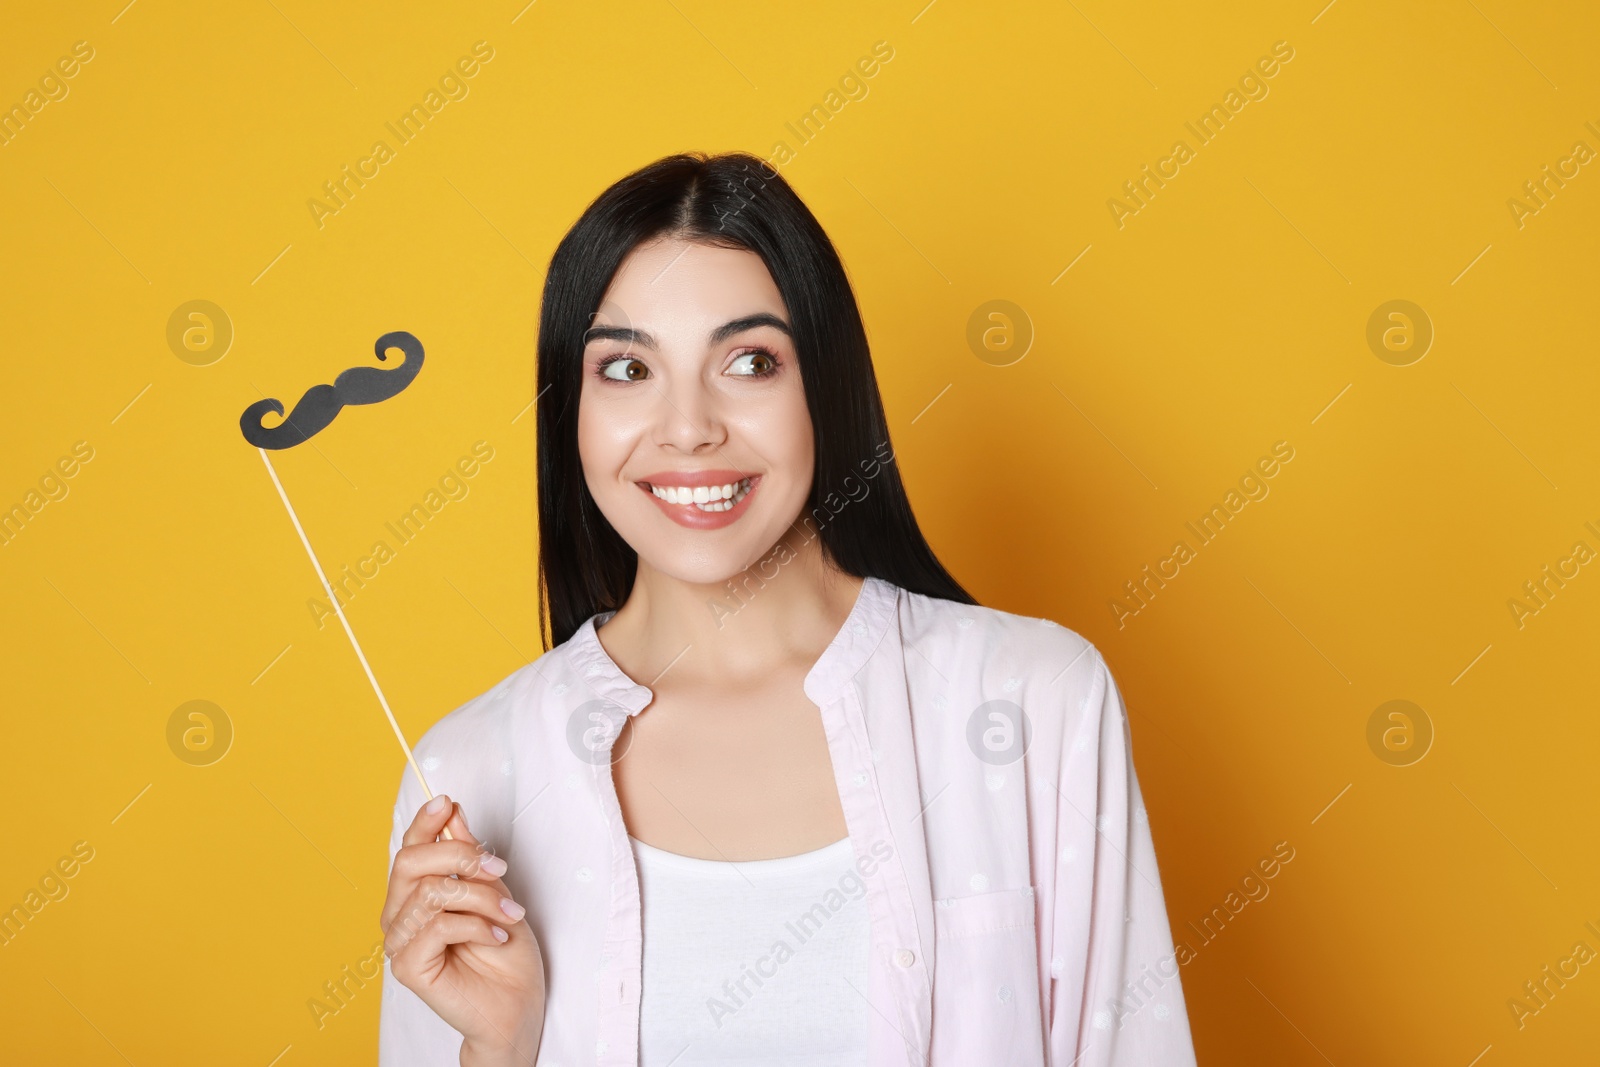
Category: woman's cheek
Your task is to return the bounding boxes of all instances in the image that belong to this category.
[575,408,634,512]
[748,378,813,462]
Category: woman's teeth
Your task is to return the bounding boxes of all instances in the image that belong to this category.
[650,477,753,512]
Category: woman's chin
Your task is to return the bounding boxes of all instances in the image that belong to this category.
[624,523,805,593]
[633,550,776,591]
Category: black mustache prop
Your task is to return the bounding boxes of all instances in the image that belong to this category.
[240,331,424,449]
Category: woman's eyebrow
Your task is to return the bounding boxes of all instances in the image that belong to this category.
[582,313,792,349]
[708,313,791,344]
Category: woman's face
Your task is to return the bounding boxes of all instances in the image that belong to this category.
[577,235,813,586]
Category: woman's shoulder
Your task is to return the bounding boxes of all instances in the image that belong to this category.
[895,585,1106,685]
[389,635,599,844]
[890,586,1116,755]
[409,633,593,770]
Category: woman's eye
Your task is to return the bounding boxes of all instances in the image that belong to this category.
[601,357,649,381]
[728,350,777,376]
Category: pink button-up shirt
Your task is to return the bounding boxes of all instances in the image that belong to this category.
[379,576,1198,1065]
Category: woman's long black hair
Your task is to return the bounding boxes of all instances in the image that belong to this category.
[536,151,975,650]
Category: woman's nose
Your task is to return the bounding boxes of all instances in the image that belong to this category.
[651,377,727,453]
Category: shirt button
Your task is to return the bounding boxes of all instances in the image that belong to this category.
[894,948,915,968]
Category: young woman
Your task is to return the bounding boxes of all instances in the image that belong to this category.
[378,153,1198,1066]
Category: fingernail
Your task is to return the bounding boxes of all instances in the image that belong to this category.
[491,925,509,943]
[500,897,526,922]
[425,795,449,815]
[479,854,508,877]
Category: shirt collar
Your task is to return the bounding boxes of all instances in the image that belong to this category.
[561,575,900,713]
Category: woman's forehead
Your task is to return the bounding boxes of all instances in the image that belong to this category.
[599,238,787,325]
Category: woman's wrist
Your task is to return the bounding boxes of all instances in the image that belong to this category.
[459,1018,543,1067]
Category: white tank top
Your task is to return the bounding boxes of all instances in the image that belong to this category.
[629,833,871,1064]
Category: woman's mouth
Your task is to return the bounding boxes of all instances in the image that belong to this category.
[636,472,761,530]
[647,476,753,513]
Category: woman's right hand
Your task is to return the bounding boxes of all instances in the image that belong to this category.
[380,794,545,1065]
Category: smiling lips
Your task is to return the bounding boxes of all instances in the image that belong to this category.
[636,470,760,530]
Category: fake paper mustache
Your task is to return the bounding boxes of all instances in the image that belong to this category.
[240,331,424,449]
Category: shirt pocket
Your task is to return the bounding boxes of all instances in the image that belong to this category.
[929,885,1045,1066]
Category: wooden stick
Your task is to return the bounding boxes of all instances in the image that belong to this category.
[257,447,452,840]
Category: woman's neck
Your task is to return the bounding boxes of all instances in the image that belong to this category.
[594,525,865,691]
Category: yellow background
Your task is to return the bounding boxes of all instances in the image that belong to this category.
[2,0,1596,1063]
